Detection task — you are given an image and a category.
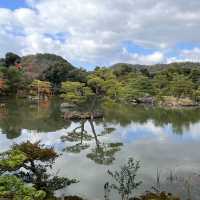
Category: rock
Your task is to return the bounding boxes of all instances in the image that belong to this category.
[60,103,76,108]
[28,96,39,101]
[160,96,197,108]
[138,96,155,104]
[178,98,197,107]
[64,111,103,120]
[130,99,138,105]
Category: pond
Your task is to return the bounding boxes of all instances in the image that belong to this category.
[0,98,200,200]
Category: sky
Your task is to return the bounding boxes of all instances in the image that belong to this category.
[0,0,200,69]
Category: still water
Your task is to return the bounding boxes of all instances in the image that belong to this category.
[0,98,200,199]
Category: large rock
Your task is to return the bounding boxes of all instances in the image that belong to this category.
[138,96,155,104]
[60,103,76,108]
[160,96,198,108]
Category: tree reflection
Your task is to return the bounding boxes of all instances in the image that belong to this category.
[62,118,123,165]
[0,98,67,139]
[103,102,200,134]
[62,120,92,153]
[0,101,22,139]
[86,119,123,165]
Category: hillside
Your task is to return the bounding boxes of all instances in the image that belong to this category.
[21,53,75,79]
[111,62,200,74]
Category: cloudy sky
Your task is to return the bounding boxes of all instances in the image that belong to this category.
[0,0,200,69]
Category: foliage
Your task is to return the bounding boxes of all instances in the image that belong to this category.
[41,61,75,92]
[56,63,200,106]
[105,158,142,200]
[167,74,194,98]
[0,149,27,173]
[2,67,30,95]
[68,68,88,83]
[5,52,21,67]
[113,64,133,77]
[0,175,46,200]
[0,70,6,93]
[0,58,6,67]
[30,79,52,97]
[1,51,200,105]
[134,191,180,200]
[87,67,123,100]
[119,73,155,102]
[12,141,58,162]
[193,86,200,102]
[0,141,78,196]
[61,81,95,105]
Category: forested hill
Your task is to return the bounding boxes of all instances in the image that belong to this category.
[21,53,75,78]
[0,52,88,94]
[111,62,200,74]
[1,52,200,106]
[2,52,200,76]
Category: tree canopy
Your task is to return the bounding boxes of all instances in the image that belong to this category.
[0,141,77,198]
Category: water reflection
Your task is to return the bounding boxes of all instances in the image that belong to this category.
[62,119,123,165]
[103,103,200,134]
[0,99,200,199]
[1,99,200,139]
[62,120,92,153]
[0,98,67,139]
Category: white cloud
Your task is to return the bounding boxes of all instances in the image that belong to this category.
[0,0,200,67]
[167,48,200,63]
[114,49,165,65]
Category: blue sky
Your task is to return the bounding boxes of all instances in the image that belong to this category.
[0,0,200,69]
[0,0,28,10]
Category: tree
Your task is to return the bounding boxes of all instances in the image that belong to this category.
[2,67,30,95]
[30,80,53,99]
[61,81,95,105]
[87,68,122,100]
[41,61,75,93]
[5,52,21,67]
[0,58,5,67]
[140,68,150,77]
[120,73,155,102]
[0,175,46,200]
[189,68,200,86]
[0,141,77,196]
[68,68,88,83]
[193,86,200,102]
[168,74,195,98]
[113,64,133,77]
[0,69,5,94]
[153,72,170,95]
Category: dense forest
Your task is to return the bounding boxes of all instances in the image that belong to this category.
[1,52,200,108]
